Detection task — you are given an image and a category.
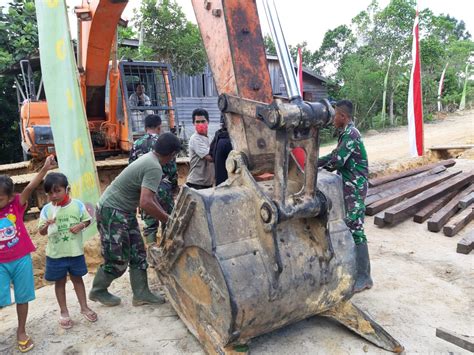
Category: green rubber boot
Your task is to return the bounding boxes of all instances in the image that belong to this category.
[89,267,121,306]
[129,268,165,306]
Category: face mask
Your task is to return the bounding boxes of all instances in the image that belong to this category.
[195,122,208,135]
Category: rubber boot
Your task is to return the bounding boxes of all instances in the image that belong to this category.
[353,242,374,293]
[88,267,122,306]
[129,268,165,306]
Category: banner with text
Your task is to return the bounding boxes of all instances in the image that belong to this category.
[36,0,100,240]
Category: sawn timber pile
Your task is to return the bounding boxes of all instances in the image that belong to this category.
[367,159,474,253]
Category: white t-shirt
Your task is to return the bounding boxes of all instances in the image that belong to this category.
[186,132,214,186]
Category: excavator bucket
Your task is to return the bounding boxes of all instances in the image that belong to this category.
[148,1,403,353]
[150,151,403,354]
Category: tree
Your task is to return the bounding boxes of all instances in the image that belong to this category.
[315,24,356,77]
[134,0,206,75]
[0,0,38,164]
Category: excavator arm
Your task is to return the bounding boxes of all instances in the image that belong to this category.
[151,1,404,354]
[75,0,128,119]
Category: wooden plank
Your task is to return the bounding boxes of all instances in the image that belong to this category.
[443,208,474,237]
[430,144,474,150]
[413,190,458,223]
[427,184,474,232]
[457,230,474,254]
[384,171,474,225]
[367,165,446,197]
[374,212,386,227]
[366,171,461,216]
[368,159,456,187]
[458,192,474,209]
[436,327,474,352]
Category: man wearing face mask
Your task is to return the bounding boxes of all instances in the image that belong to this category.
[186,108,214,190]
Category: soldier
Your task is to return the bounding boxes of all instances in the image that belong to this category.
[318,99,373,293]
[89,133,181,307]
[129,114,178,244]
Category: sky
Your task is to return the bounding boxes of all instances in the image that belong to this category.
[123,0,473,51]
[0,0,472,51]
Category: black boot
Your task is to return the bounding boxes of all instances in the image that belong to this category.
[89,267,122,306]
[353,242,374,293]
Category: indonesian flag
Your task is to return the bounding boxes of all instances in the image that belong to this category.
[407,11,424,156]
[293,47,306,169]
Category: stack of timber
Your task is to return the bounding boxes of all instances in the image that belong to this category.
[366,159,474,244]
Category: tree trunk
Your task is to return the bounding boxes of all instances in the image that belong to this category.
[389,90,394,125]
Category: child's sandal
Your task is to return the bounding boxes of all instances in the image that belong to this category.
[58,316,73,329]
[18,336,34,353]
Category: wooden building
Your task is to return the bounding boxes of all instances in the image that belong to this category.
[173,55,328,137]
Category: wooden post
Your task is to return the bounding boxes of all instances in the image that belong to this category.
[427,184,474,232]
[443,208,474,237]
[413,190,458,223]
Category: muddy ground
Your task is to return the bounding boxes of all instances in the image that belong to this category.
[0,111,473,354]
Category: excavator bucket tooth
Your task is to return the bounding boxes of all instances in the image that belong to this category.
[321,301,404,353]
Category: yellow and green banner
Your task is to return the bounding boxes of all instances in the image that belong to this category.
[36,0,100,240]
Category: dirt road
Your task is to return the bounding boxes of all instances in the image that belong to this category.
[0,112,473,354]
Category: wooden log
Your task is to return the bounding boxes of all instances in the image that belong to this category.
[367,165,446,198]
[368,159,456,187]
[413,190,458,223]
[374,212,386,227]
[458,192,474,209]
[384,171,474,225]
[366,171,461,216]
[457,230,474,254]
[436,327,474,352]
[427,184,474,232]
[443,208,474,237]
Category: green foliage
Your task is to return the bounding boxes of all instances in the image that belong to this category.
[133,0,206,75]
[0,0,38,163]
[263,34,276,55]
[311,0,473,134]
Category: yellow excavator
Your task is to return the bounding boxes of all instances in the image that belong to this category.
[5,0,177,161]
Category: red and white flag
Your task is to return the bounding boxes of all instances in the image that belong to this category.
[407,11,424,156]
[296,47,304,96]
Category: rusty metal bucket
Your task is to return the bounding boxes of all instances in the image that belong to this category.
[150,153,403,354]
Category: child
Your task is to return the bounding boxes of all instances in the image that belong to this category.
[0,155,56,353]
[38,172,97,329]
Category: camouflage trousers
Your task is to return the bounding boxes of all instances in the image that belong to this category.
[142,181,174,244]
[96,205,147,277]
[343,179,368,245]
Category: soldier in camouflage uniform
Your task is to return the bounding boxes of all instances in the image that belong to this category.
[318,100,373,293]
[89,133,181,307]
[129,114,178,244]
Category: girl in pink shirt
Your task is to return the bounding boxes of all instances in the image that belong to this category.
[0,155,56,353]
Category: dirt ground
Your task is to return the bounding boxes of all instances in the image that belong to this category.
[0,112,473,354]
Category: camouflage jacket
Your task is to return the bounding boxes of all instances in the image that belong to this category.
[129,133,178,188]
[318,122,368,187]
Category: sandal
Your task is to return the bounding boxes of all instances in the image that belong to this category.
[59,315,73,329]
[18,336,34,353]
[81,309,98,323]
